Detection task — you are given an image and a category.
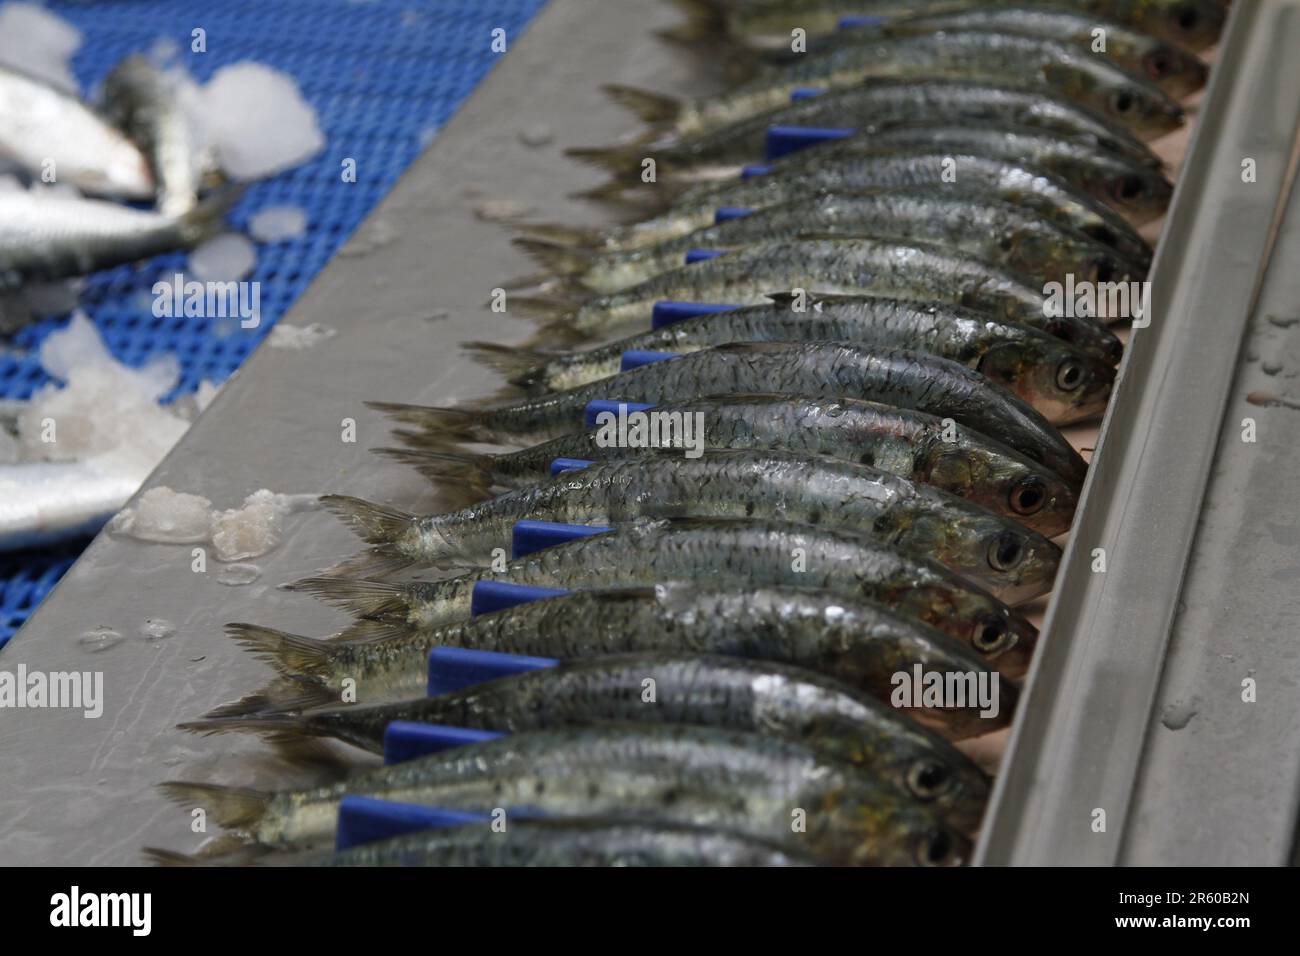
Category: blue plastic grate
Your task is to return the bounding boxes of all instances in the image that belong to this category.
[0,0,548,650]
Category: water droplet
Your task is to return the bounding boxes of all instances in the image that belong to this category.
[217,563,261,586]
[518,125,553,148]
[1160,699,1197,731]
[139,619,176,642]
[78,626,122,653]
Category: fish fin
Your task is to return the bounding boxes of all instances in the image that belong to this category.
[513,221,603,248]
[175,185,245,245]
[157,781,273,830]
[281,576,411,620]
[602,84,682,126]
[320,494,417,545]
[511,237,596,277]
[141,847,203,867]
[224,623,336,679]
[336,618,414,643]
[461,340,552,389]
[372,447,495,501]
[564,143,646,177]
[177,714,307,738]
[319,548,415,580]
[365,401,487,442]
[203,676,340,718]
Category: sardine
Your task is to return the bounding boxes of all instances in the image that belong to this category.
[593,125,1172,223]
[186,650,992,832]
[873,6,1209,98]
[102,55,206,217]
[689,0,1225,53]
[513,238,1121,361]
[286,517,1040,675]
[369,343,1089,483]
[0,64,154,200]
[0,190,229,295]
[381,392,1080,535]
[160,723,974,864]
[468,296,1115,426]
[223,584,1020,736]
[517,190,1150,293]
[606,29,1183,138]
[567,79,1160,185]
[321,450,1061,601]
[524,151,1151,266]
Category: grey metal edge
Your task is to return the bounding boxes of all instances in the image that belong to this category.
[977,0,1300,866]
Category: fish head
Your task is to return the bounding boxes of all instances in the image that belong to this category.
[1139,0,1226,51]
[832,793,973,867]
[94,140,157,201]
[1138,38,1211,99]
[921,438,1078,538]
[1041,62,1184,139]
[899,750,992,839]
[901,503,1061,608]
[977,340,1116,425]
[1084,162,1174,223]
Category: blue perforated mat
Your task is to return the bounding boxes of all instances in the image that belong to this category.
[0,0,548,649]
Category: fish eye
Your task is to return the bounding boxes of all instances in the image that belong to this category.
[906,760,953,801]
[987,532,1025,572]
[1114,175,1145,202]
[1009,476,1047,516]
[1145,50,1173,78]
[1056,357,1086,392]
[972,617,1011,655]
[1111,90,1136,114]
[1175,4,1199,32]
[916,827,959,867]
[1093,258,1116,282]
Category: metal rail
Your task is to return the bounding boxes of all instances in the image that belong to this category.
[977,0,1300,866]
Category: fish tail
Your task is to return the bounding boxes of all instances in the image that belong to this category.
[158,781,273,830]
[141,848,203,867]
[461,340,552,389]
[507,292,582,325]
[177,713,311,739]
[320,494,416,545]
[365,400,490,442]
[512,237,596,277]
[372,446,495,500]
[660,0,725,43]
[336,618,414,643]
[513,221,603,248]
[224,623,336,680]
[176,185,245,246]
[564,143,647,177]
[203,676,341,718]
[319,494,421,576]
[602,84,682,126]
[281,576,411,619]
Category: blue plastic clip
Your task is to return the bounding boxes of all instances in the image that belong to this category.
[714,206,753,224]
[651,301,741,329]
[620,349,679,371]
[335,796,487,851]
[685,248,726,263]
[549,457,592,476]
[790,87,827,101]
[740,164,773,179]
[584,399,656,428]
[512,520,613,558]
[765,125,855,160]
[383,721,505,764]
[470,580,570,616]
[426,648,559,698]
[837,15,887,28]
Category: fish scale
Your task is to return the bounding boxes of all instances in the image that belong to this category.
[285,518,1039,683]
[184,650,992,833]
[161,723,972,865]
[370,343,1089,485]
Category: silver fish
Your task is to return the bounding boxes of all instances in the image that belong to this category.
[0,64,154,200]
